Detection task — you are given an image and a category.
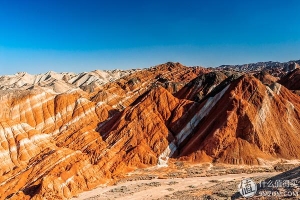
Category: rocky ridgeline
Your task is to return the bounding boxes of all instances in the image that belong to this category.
[218,60,300,73]
[0,61,299,199]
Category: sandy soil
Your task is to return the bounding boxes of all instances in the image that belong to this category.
[72,161,300,200]
[72,172,278,200]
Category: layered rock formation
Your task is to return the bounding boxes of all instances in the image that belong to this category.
[179,76,300,164]
[283,62,300,72]
[0,69,137,93]
[278,68,300,91]
[218,60,300,73]
[254,70,279,86]
[175,71,228,101]
[0,63,208,199]
[0,62,300,199]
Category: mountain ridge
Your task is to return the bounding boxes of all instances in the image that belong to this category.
[0,61,300,199]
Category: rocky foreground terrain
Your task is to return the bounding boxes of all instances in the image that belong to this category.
[1,61,300,199]
[72,160,300,200]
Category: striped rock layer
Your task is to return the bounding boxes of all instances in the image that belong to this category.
[0,63,300,199]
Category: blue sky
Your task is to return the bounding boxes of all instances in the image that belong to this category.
[0,0,300,75]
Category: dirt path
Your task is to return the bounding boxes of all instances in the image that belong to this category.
[72,172,279,200]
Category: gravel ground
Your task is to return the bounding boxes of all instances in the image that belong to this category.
[72,162,300,200]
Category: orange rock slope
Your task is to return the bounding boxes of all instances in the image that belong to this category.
[0,62,300,199]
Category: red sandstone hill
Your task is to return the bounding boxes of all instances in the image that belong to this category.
[175,71,228,101]
[0,63,300,199]
[253,70,279,86]
[179,75,300,164]
[278,68,300,91]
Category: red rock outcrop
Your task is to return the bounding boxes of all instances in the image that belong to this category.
[278,68,300,91]
[175,71,228,101]
[179,75,300,164]
[1,63,300,199]
[0,63,209,199]
[254,70,279,86]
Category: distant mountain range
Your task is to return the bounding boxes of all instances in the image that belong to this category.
[217,59,300,72]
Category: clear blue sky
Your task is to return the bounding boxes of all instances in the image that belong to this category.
[0,0,300,75]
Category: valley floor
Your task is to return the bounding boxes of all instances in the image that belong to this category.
[72,161,300,200]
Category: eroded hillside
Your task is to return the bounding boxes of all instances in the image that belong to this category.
[0,62,300,199]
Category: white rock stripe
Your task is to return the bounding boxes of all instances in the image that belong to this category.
[158,85,230,165]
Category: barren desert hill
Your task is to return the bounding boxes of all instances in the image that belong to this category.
[278,68,300,91]
[0,61,300,199]
[178,75,300,164]
[218,60,300,73]
[0,68,137,93]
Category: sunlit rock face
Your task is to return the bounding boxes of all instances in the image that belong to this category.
[1,62,300,199]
